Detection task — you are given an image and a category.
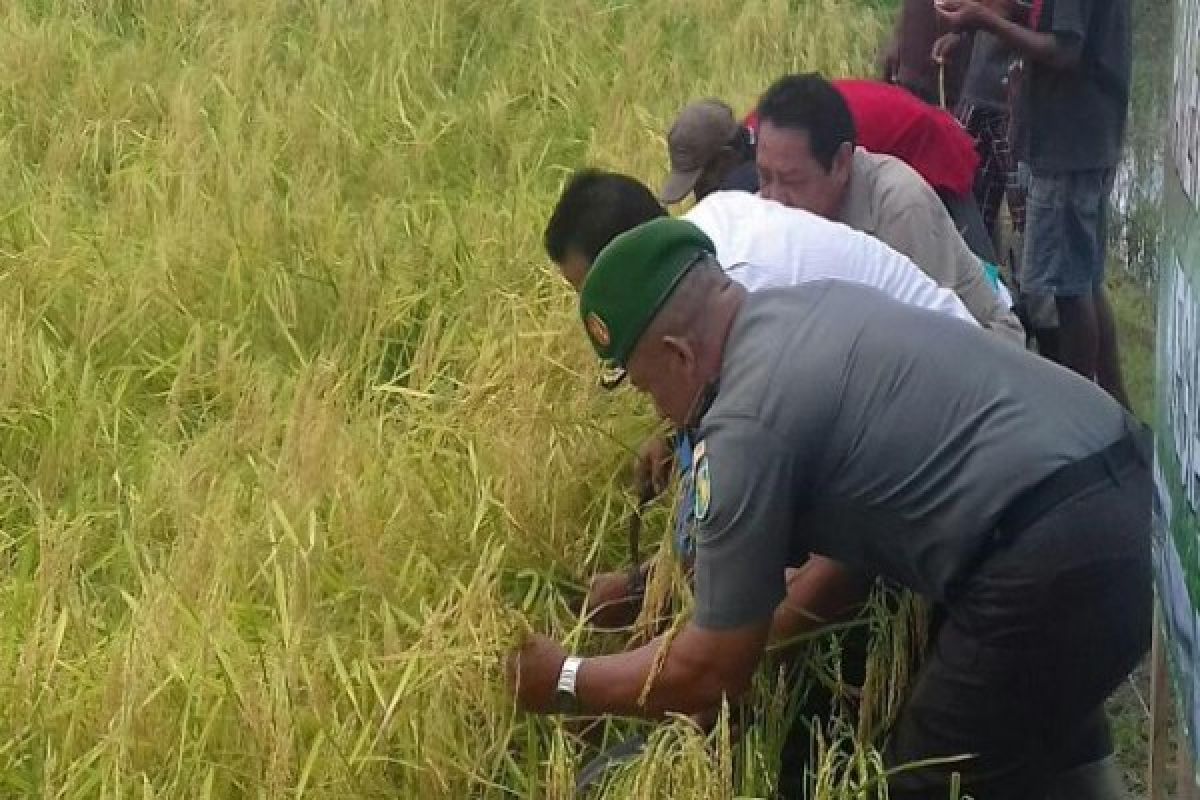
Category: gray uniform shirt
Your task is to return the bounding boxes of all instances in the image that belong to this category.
[691,282,1128,630]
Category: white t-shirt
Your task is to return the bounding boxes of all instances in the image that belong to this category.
[683,191,977,326]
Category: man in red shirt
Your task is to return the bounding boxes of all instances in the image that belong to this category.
[664,79,996,261]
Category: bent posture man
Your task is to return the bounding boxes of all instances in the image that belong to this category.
[754,72,1024,344]
[510,218,1151,799]
[546,170,982,796]
[664,81,995,262]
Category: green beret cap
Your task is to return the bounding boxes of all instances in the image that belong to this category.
[579,218,715,366]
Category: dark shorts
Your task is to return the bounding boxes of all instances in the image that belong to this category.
[939,189,998,264]
[1022,168,1116,297]
[884,445,1152,800]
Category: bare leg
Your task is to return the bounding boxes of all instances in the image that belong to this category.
[1093,284,1132,411]
[1054,293,1100,383]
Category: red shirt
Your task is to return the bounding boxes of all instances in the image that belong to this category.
[744,79,980,197]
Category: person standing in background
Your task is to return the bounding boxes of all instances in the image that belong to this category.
[936,0,1134,409]
[935,27,1061,357]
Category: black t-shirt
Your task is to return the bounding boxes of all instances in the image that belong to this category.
[1020,0,1132,171]
[961,32,1015,112]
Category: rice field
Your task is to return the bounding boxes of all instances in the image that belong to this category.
[0,0,930,796]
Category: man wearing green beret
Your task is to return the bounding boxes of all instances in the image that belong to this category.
[507,217,1151,799]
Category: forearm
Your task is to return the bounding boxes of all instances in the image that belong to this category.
[769,557,872,644]
[635,432,678,500]
[576,625,766,717]
[771,598,824,643]
[984,303,1029,348]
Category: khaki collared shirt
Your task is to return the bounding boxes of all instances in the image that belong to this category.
[839,149,1026,345]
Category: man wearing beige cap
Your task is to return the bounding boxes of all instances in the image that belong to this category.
[660,99,759,204]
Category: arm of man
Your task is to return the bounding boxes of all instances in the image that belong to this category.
[935,0,1084,69]
[878,177,1025,345]
[771,556,873,643]
[576,619,771,715]
[582,556,868,714]
[567,558,868,713]
[573,561,868,714]
[512,559,870,715]
[613,419,797,713]
[511,419,803,717]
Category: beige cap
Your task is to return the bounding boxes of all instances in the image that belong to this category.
[661,99,739,204]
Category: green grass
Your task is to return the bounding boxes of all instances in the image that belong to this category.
[1111,273,1157,423]
[0,1,910,796]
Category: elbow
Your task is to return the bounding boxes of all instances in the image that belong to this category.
[675,655,757,712]
[643,623,768,714]
[718,664,757,701]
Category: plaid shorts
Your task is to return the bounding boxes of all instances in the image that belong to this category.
[959,104,1026,233]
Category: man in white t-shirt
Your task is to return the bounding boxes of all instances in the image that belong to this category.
[685,188,976,321]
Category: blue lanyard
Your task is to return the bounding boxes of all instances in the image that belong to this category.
[673,432,697,562]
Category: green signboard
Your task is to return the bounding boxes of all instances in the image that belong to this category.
[1155,0,1200,762]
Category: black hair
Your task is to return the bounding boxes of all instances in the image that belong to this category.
[543,169,667,266]
[755,73,857,172]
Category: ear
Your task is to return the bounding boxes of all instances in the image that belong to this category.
[660,335,696,374]
[831,141,854,183]
[560,250,590,291]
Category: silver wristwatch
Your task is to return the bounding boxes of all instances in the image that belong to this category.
[553,656,584,714]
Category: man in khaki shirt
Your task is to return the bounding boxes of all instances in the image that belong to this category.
[755,73,1026,345]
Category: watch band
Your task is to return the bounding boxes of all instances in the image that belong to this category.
[554,656,584,713]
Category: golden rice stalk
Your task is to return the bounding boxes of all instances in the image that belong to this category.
[858,587,931,742]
